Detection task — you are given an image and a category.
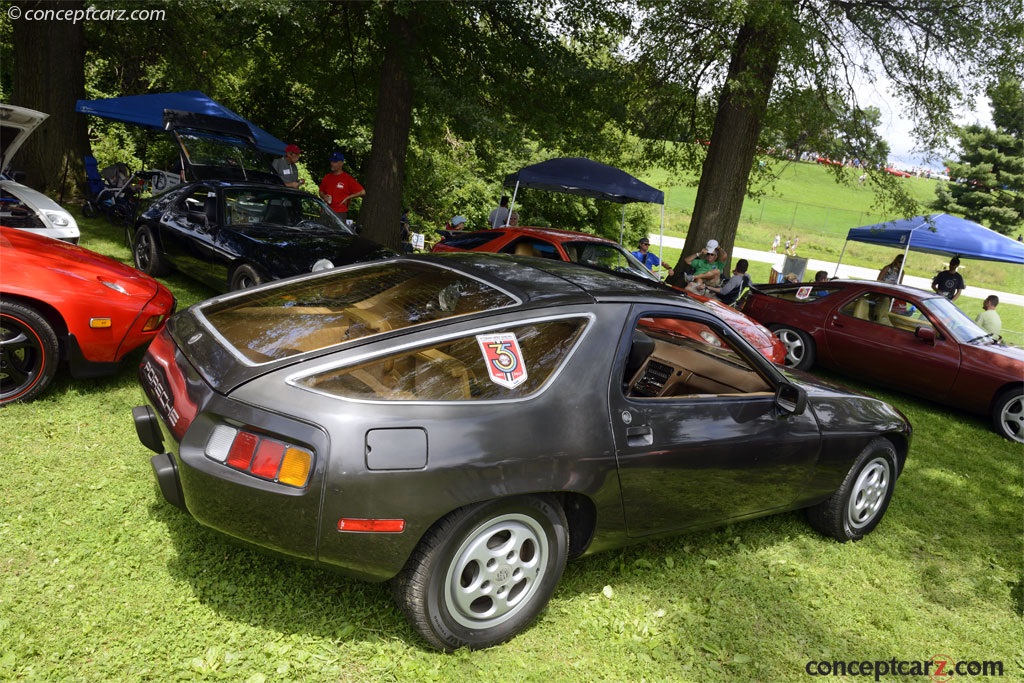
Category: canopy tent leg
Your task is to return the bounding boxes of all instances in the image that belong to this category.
[896,243,912,282]
[505,182,521,229]
[834,240,849,278]
[658,204,665,270]
[618,205,625,245]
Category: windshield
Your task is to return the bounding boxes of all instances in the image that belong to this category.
[920,296,994,343]
[565,241,661,283]
[223,189,351,232]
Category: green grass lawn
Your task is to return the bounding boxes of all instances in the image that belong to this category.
[1,186,1021,682]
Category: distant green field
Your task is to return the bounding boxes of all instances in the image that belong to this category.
[645,159,938,235]
[639,160,1023,345]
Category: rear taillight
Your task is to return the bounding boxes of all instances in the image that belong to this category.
[206,425,313,487]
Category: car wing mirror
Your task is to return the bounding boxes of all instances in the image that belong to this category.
[775,382,807,415]
[914,326,936,344]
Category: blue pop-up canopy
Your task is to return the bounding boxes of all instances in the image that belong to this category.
[502,157,665,246]
[75,90,286,156]
[845,213,1024,264]
[503,157,664,204]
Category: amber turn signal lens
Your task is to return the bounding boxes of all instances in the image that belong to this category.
[278,448,312,487]
[142,315,166,332]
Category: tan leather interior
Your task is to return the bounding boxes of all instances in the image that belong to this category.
[632,340,772,397]
[514,242,539,257]
[852,297,870,320]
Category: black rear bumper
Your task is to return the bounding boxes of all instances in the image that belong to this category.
[133,404,186,511]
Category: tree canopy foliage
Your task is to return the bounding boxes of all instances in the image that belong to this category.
[2,0,1021,249]
[626,0,1023,277]
[936,77,1024,235]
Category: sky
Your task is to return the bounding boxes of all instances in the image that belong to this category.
[859,79,993,173]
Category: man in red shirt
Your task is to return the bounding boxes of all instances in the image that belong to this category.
[319,151,365,222]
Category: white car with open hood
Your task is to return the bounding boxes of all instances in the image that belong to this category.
[0,103,80,243]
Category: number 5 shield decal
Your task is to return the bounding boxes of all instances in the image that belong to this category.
[476,333,528,389]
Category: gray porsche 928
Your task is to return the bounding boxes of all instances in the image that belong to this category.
[133,252,912,651]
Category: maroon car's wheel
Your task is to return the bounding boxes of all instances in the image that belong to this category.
[0,300,60,405]
[992,388,1024,443]
[392,495,568,651]
[807,438,897,541]
[769,324,816,369]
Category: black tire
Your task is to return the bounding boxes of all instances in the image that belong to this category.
[769,324,816,369]
[807,438,898,541]
[992,387,1024,443]
[0,300,60,405]
[391,495,568,651]
[229,264,265,291]
[133,225,170,276]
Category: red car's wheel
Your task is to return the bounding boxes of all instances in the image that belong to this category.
[0,300,60,405]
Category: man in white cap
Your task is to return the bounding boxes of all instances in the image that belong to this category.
[683,239,728,292]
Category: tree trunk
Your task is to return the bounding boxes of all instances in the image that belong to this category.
[360,9,417,250]
[666,13,784,286]
[10,0,91,200]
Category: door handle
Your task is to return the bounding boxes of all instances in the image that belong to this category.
[831,315,844,328]
[626,426,653,447]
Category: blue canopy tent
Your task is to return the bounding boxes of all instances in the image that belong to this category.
[502,157,665,252]
[74,90,286,156]
[836,213,1024,280]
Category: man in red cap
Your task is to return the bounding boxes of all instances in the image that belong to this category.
[319,151,365,222]
[273,144,303,188]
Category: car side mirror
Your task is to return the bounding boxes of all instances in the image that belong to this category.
[915,326,936,344]
[775,382,807,415]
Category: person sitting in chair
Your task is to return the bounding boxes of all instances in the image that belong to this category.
[706,259,750,306]
[683,239,727,293]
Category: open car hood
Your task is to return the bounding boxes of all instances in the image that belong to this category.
[0,104,48,176]
[163,109,282,185]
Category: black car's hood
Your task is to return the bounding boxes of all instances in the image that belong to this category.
[223,223,396,273]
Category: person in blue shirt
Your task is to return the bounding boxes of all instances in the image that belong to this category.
[631,238,674,278]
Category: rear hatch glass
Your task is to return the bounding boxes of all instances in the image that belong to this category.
[197,260,520,364]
